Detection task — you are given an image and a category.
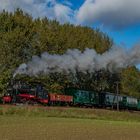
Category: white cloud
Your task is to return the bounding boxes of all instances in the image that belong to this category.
[1,0,140,29]
[54,3,74,24]
[0,0,74,24]
[76,0,140,29]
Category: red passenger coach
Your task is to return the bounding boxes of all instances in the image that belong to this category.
[49,93,73,105]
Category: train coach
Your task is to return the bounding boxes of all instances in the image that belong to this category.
[65,88,99,107]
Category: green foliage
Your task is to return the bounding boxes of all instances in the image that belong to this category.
[120,67,140,98]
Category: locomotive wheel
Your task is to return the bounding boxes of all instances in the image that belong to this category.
[20,98,28,104]
[11,96,17,104]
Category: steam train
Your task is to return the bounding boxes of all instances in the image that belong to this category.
[2,81,73,106]
[2,81,140,110]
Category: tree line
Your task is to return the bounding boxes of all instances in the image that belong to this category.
[0,9,140,97]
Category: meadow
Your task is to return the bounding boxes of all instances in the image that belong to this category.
[0,105,140,140]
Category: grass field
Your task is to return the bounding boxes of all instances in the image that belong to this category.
[0,105,140,140]
[0,116,140,140]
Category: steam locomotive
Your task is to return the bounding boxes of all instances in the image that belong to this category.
[2,81,73,106]
[2,80,140,110]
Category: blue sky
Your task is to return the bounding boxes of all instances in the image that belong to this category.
[102,25,140,48]
[0,0,140,49]
[59,0,140,49]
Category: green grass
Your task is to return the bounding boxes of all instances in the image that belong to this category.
[0,116,140,140]
[0,105,140,122]
[0,106,140,140]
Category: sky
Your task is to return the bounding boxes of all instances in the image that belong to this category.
[0,0,140,49]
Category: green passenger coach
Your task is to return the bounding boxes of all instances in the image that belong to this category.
[125,96,138,109]
[65,88,99,107]
[98,92,126,108]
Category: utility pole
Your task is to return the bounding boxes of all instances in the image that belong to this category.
[116,81,119,111]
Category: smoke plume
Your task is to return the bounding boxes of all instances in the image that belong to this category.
[13,44,140,77]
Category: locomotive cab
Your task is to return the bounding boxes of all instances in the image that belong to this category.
[16,82,49,105]
[36,85,49,104]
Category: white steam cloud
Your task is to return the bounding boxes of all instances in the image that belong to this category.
[14,44,140,77]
